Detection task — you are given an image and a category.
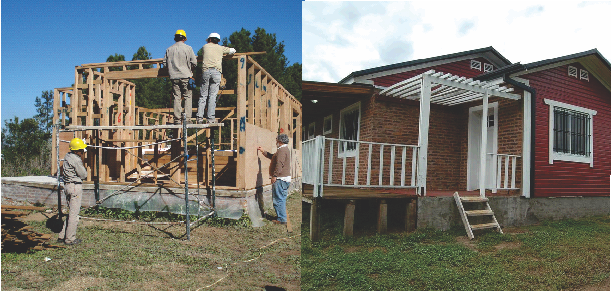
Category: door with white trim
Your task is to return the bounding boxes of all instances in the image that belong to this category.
[467,103,498,191]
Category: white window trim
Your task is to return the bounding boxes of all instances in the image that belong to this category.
[568,66,578,78]
[544,98,597,167]
[580,69,589,81]
[484,63,493,72]
[471,60,481,71]
[323,114,333,135]
[339,101,361,158]
[307,122,316,140]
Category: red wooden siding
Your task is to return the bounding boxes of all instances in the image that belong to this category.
[524,63,611,197]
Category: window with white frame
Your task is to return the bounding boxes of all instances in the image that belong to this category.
[544,99,597,167]
[580,69,589,81]
[568,66,578,78]
[323,115,333,134]
[339,102,361,157]
[307,122,316,140]
[470,60,481,71]
[484,63,494,72]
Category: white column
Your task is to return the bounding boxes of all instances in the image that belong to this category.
[479,92,489,197]
[522,90,532,198]
[417,74,431,196]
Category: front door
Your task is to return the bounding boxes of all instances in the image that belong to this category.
[467,103,498,191]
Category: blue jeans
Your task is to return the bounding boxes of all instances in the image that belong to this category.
[198,68,222,119]
[272,180,290,222]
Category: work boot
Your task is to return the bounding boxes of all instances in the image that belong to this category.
[65,239,82,245]
[207,118,217,124]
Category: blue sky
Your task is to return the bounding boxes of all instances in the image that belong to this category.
[303,1,611,83]
[1,0,302,127]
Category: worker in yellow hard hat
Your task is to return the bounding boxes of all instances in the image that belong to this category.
[58,138,88,245]
[163,29,197,124]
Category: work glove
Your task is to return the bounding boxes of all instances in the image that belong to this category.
[188,78,197,90]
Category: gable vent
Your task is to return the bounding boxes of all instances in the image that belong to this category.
[483,63,494,72]
[470,60,481,71]
[568,66,578,78]
[580,69,589,81]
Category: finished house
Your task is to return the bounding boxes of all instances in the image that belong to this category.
[302,47,610,239]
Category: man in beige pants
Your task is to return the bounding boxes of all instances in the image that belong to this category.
[58,138,88,245]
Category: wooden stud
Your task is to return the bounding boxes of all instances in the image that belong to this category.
[310,198,321,242]
[236,56,247,190]
[405,198,417,232]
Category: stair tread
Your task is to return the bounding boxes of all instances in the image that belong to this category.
[471,223,498,230]
[465,210,494,216]
[460,196,489,202]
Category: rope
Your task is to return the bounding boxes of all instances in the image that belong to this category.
[195,234,301,291]
[60,138,181,150]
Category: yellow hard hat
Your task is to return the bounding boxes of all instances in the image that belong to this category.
[69,138,87,151]
[175,30,187,38]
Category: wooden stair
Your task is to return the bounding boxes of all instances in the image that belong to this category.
[453,192,502,239]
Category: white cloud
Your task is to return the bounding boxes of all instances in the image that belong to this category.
[304,1,611,83]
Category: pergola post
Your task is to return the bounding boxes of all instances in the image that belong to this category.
[479,92,489,197]
[416,74,431,196]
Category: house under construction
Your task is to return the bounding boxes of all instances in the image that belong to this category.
[51,53,302,229]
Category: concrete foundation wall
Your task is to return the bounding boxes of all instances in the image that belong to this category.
[1,177,302,215]
[418,196,610,230]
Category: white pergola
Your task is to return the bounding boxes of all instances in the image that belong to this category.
[379,70,522,197]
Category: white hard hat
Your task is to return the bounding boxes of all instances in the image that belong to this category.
[208,33,221,40]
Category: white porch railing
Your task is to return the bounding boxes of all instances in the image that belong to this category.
[303,136,419,197]
[488,153,521,192]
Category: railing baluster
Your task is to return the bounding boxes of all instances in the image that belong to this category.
[496,154,501,191]
[328,140,334,184]
[379,145,384,186]
[342,141,347,185]
[401,146,407,186]
[511,156,516,189]
[354,142,360,185]
[504,155,509,189]
[390,146,396,186]
[411,147,417,187]
[367,144,372,186]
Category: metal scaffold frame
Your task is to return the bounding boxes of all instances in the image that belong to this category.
[54,114,220,240]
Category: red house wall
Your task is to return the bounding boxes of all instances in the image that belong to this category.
[523,63,611,197]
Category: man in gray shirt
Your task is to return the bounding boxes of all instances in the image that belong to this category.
[163,29,197,124]
[58,138,89,245]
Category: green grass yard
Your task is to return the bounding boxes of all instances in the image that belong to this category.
[301,203,609,291]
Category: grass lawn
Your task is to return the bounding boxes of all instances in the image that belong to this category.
[301,201,609,291]
[1,193,301,291]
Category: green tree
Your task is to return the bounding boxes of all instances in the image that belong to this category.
[1,117,52,176]
[129,46,171,109]
[34,90,54,134]
[105,53,126,72]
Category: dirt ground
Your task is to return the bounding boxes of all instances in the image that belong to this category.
[3,194,302,291]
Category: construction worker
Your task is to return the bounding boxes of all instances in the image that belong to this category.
[257,134,291,225]
[58,138,88,245]
[163,29,197,124]
[197,32,236,124]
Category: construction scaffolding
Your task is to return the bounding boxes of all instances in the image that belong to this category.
[52,53,302,238]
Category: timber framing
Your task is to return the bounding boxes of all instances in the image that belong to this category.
[52,54,302,190]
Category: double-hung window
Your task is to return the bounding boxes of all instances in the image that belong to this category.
[544,99,597,167]
[339,102,361,157]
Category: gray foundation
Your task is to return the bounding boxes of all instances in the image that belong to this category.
[1,176,302,226]
[417,196,610,230]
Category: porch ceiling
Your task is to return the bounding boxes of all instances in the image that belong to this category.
[379,70,521,106]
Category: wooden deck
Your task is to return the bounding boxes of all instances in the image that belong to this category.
[302,184,519,201]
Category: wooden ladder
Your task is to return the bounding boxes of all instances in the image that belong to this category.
[453,192,503,239]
